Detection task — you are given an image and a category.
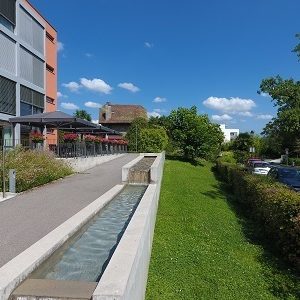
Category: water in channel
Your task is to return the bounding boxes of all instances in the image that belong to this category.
[30,185,147,282]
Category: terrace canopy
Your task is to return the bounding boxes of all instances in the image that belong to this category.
[9,111,119,134]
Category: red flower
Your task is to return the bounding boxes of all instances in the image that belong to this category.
[64,133,78,142]
[30,131,44,143]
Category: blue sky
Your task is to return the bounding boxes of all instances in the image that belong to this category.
[31,0,300,133]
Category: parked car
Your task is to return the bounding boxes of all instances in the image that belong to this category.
[250,161,271,175]
[268,166,300,191]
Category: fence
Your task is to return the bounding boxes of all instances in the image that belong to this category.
[0,139,128,158]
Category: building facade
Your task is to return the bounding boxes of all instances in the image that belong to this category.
[0,0,57,142]
[220,124,239,142]
[99,102,147,135]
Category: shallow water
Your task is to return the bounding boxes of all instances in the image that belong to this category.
[30,185,147,282]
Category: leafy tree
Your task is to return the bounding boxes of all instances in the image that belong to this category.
[74,110,92,122]
[168,106,223,160]
[126,118,149,151]
[292,33,300,61]
[232,132,255,163]
[258,76,300,152]
[139,127,168,153]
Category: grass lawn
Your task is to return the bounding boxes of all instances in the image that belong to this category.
[146,159,300,300]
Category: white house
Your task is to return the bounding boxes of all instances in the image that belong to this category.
[220,124,239,142]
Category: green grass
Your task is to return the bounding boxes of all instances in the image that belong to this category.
[146,159,300,300]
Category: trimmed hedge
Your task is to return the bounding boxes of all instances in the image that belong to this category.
[216,161,300,270]
[0,147,73,192]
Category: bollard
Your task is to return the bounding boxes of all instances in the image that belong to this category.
[9,169,16,193]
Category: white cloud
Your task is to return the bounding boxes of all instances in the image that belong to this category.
[85,53,93,58]
[211,114,233,122]
[203,96,256,113]
[144,42,154,48]
[118,82,140,93]
[260,92,270,98]
[84,101,102,109]
[153,97,167,103]
[57,41,64,52]
[57,91,67,99]
[153,108,167,113]
[256,114,273,120]
[80,78,113,94]
[92,119,99,124]
[238,111,253,117]
[62,81,81,92]
[147,111,161,118]
[61,102,79,110]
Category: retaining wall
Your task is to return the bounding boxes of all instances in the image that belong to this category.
[60,154,125,173]
[93,152,165,300]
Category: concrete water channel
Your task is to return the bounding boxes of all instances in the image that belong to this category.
[0,154,164,300]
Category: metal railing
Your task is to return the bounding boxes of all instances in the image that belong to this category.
[0,139,128,158]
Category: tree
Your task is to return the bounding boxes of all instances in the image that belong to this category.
[292,33,300,61]
[168,106,223,160]
[125,118,149,152]
[74,110,92,122]
[258,76,300,152]
[232,132,255,163]
[139,127,168,153]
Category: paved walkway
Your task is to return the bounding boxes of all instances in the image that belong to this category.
[0,154,138,267]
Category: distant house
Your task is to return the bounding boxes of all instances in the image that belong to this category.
[99,102,147,135]
[220,124,239,142]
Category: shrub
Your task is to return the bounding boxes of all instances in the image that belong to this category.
[139,127,168,153]
[216,160,300,270]
[0,147,73,192]
[219,151,236,164]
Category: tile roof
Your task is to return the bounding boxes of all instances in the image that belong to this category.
[99,104,147,124]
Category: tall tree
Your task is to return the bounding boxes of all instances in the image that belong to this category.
[168,106,223,160]
[258,76,300,151]
[74,110,92,122]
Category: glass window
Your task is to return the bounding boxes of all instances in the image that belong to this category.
[20,101,32,116]
[0,15,14,31]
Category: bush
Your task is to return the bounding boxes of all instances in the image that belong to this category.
[219,151,236,164]
[139,127,168,153]
[216,160,300,270]
[0,147,73,192]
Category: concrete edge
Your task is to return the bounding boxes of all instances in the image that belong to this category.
[93,152,165,300]
[59,154,126,173]
[122,155,144,182]
[0,184,125,300]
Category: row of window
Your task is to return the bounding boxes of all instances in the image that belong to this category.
[0,75,45,116]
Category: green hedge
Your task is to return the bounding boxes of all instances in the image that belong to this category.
[216,161,300,270]
[0,147,73,192]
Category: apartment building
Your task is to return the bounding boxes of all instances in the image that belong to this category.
[0,0,57,142]
[220,124,239,142]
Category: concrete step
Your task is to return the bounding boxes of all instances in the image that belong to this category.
[10,279,97,300]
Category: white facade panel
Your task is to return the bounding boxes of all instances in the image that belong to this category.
[0,31,16,75]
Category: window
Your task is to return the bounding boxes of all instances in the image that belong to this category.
[0,14,14,31]
[20,85,44,116]
[0,0,16,28]
[20,47,44,88]
[46,97,55,104]
[46,31,54,42]
[0,75,16,115]
[46,64,54,73]
[19,7,44,54]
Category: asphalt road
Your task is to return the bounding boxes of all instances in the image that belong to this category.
[0,154,138,267]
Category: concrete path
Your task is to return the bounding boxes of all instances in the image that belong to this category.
[0,154,138,267]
